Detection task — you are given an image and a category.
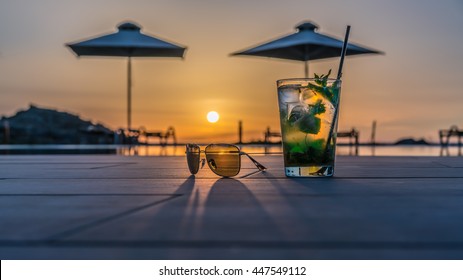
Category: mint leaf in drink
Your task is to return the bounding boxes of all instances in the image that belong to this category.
[298,114,321,134]
[289,144,305,154]
[307,69,339,105]
[307,83,333,103]
[313,69,331,87]
[310,100,326,115]
[329,86,340,105]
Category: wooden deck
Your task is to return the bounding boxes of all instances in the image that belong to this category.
[1,155,463,259]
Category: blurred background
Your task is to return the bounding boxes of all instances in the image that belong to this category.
[0,0,462,144]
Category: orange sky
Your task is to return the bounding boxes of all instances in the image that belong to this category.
[1,0,463,143]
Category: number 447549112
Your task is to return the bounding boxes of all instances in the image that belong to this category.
[251,267,307,276]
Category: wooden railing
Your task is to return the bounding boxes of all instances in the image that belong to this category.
[439,125,462,146]
[337,128,360,147]
[117,126,177,145]
[264,127,282,143]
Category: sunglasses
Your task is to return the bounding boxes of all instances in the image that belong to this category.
[186,144,267,177]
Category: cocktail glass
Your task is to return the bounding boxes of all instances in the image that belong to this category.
[277,76,341,177]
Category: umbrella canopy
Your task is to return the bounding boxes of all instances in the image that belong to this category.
[231,21,382,77]
[67,22,187,130]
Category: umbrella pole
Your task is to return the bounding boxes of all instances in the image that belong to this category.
[304,61,309,78]
[127,56,132,130]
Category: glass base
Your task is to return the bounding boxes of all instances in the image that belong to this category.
[285,166,334,177]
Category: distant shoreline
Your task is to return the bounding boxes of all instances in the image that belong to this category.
[0,143,460,156]
[0,142,457,147]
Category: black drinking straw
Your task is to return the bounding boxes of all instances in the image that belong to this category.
[322,25,351,170]
[337,25,351,79]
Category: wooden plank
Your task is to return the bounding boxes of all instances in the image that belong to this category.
[0,155,463,259]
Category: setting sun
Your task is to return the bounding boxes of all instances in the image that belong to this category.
[207,111,219,123]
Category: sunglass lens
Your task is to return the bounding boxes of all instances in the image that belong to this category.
[186,144,201,174]
[205,144,240,177]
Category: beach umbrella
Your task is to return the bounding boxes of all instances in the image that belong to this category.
[231,21,382,78]
[67,21,186,130]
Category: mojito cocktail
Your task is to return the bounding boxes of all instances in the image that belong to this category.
[277,73,341,177]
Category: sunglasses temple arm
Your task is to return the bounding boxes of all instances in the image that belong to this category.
[241,152,267,171]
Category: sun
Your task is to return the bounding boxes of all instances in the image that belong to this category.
[207,111,219,123]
